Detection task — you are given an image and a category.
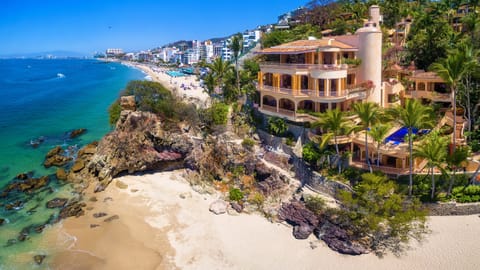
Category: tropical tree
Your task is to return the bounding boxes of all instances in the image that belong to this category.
[314,108,353,156]
[206,57,234,96]
[369,123,392,167]
[446,146,470,196]
[430,45,475,152]
[353,102,380,173]
[413,131,449,199]
[229,34,243,93]
[267,116,288,136]
[387,99,435,197]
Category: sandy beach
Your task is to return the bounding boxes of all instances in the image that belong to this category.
[46,170,480,270]
[120,61,209,105]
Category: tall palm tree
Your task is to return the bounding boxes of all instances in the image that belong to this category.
[430,47,474,153]
[446,146,470,196]
[314,108,353,156]
[229,34,243,93]
[387,99,435,197]
[207,57,234,95]
[413,131,449,199]
[353,102,380,173]
[369,123,392,167]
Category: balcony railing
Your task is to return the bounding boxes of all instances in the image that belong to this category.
[259,62,348,71]
[259,84,368,100]
[405,90,452,101]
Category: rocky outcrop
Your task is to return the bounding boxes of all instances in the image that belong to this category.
[56,168,67,180]
[209,199,227,215]
[317,223,370,255]
[58,201,86,220]
[46,198,68,208]
[2,175,49,196]
[67,111,193,191]
[278,201,318,239]
[120,95,136,111]
[44,146,72,168]
[33,255,46,265]
[69,128,87,139]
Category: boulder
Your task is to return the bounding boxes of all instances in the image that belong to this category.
[46,198,68,208]
[58,201,86,220]
[320,225,369,255]
[115,180,128,189]
[33,255,46,265]
[209,199,227,215]
[278,201,319,240]
[70,128,87,139]
[293,224,314,239]
[0,218,5,226]
[56,168,67,180]
[44,146,72,168]
[254,162,271,182]
[71,159,85,172]
[46,146,62,158]
[231,202,243,213]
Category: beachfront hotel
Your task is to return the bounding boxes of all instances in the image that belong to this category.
[255,6,469,175]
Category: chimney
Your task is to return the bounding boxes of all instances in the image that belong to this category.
[369,5,381,29]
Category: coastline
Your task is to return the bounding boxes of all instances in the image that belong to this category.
[110,59,209,105]
[48,170,480,270]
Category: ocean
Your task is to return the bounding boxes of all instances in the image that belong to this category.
[0,59,144,268]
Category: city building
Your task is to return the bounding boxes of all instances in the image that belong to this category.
[105,48,124,58]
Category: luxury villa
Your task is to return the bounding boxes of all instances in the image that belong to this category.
[255,6,471,175]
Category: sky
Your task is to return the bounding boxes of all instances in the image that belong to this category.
[0,0,306,56]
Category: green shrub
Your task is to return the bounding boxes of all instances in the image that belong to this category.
[267,116,288,136]
[302,142,321,164]
[229,188,244,202]
[249,192,265,208]
[304,195,325,215]
[464,185,480,195]
[242,138,255,150]
[210,102,229,126]
[452,186,465,196]
[108,101,122,126]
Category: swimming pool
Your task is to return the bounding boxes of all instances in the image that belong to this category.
[166,70,186,77]
[384,127,430,144]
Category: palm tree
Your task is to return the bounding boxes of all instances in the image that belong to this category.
[229,34,243,93]
[353,102,380,173]
[369,123,392,167]
[413,131,449,199]
[430,47,474,153]
[207,57,234,95]
[387,99,435,197]
[446,146,470,196]
[314,108,353,155]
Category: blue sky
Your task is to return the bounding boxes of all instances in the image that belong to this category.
[0,0,306,55]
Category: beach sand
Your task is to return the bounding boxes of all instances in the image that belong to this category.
[48,170,480,270]
[123,62,209,105]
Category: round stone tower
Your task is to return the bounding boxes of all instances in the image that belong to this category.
[356,5,382,105]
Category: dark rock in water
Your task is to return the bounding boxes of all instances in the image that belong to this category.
[0,218,5,225]
[231,202,243,213]
[278,201,318,239]
[58,201,86,220]
[293,224,314,239]
[70,128,87,139]
[33,255,46,265]
[104,215,119,222]
[18,232,28,242]
[34,225,46,233]
[5,200,22,211]
[320,225,369,255]
[46,198,68,208]
[56,168,67,180]
[27,204,39,214]
[44,146,72,168]
[93,212,108,218]
[4,176,50,195]
[16,172,30,180]
[6,239,17,246]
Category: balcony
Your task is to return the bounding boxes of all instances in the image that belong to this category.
[405,90,452,102]
[259,62,348,78]
[259,83,369,102]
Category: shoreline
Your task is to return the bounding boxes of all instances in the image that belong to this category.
[112,59,209,105]
[47,170,480,270]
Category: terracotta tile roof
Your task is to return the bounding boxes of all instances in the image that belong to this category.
[410,71,445,81]
[258,38,357,54]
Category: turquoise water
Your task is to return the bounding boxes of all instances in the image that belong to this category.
[0,59,144,268]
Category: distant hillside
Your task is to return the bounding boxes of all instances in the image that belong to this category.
[163,35,229,48]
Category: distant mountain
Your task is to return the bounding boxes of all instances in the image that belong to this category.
[163,35,229,48]
[0,50,88,59]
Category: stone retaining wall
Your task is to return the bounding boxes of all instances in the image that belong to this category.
[426,202,480,216]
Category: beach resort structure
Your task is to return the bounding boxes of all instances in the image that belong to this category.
[255,6,467,175]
